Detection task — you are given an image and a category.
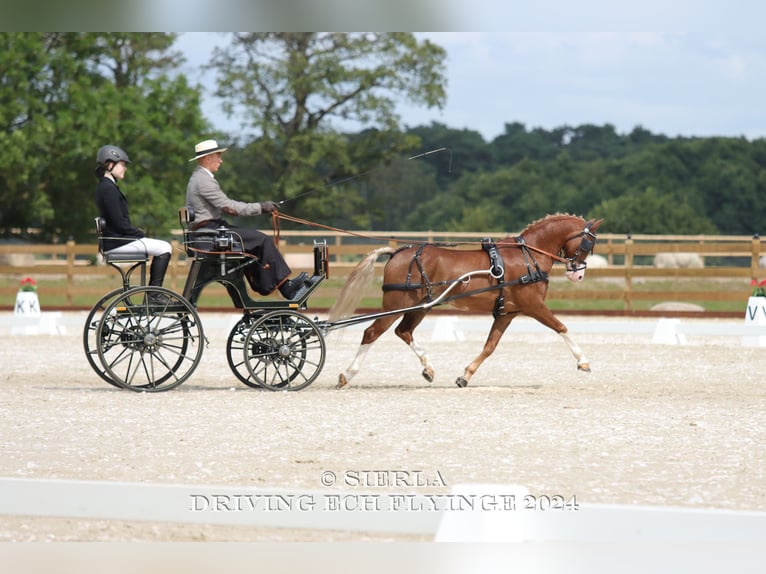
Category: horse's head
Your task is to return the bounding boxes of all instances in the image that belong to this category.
[561,218,604,282]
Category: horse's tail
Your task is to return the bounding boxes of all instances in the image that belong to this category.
[328,246,396,321]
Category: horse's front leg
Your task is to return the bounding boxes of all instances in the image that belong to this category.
[524,306,591,371]
[559,331,591,372]
[456,314,514,387]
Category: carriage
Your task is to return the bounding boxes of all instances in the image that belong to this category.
[84,207,330,392]
[84,210,603,392]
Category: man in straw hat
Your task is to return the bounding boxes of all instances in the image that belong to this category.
[185,139,308,299]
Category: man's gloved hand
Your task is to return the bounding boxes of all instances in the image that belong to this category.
[260,201,278,213]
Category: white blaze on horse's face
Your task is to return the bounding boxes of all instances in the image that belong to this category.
[565,264,586,282]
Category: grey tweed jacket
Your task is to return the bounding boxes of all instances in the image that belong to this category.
[185,166,263,222]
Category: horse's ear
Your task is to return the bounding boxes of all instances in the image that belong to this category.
[588,218,604,233]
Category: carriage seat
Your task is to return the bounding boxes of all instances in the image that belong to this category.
[95,217,149,263]
[178,206,245,259]
[95,217,148,287]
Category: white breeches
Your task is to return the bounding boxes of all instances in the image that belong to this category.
[107,237,172,258]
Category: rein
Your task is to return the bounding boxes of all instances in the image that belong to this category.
[277,212,405,244]
[271,210,281,245]
[276,211,596,321]
[276,212,575,263]
[511,239,570,265]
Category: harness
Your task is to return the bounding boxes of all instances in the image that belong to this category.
[382,238,549,319]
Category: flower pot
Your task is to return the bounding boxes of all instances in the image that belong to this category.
[14,291,41,317]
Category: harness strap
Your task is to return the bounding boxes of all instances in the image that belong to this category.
[402,244,436,301]
[436,271,549,308]
[382,280,451,292]
[482,238,506,318]
[516,236,547,285]
[482,238,505,279]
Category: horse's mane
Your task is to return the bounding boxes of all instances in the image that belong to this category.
[518,212,583,236]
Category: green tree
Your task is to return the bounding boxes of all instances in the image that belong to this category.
[0,33,57,233]
[0,33,209,241]
[209,33,447,224]
[490,122,564,166]
[406,122,488,188]
[590,186,717,234]
[692,137,764,235]
[403,162,550,233]
[351,154,440,231]
[564,123,626,161]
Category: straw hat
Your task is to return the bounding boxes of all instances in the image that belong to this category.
[189,139,228,161]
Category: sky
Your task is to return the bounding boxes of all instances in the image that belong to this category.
[173,16,766,143]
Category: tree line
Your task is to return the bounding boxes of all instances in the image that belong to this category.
[384,122,766,236]
[1,32,763,243]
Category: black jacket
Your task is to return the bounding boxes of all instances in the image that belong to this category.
[94,176,144,251]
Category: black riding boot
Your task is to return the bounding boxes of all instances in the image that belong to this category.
[147,253,171,305]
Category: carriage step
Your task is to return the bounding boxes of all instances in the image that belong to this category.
[290,274,324,305]
[292,274,322,297]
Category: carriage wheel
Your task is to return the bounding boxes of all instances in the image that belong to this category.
[82,288,124,388]
[95,286,205,392]
[225,311,267,389]
[242,310,326,391]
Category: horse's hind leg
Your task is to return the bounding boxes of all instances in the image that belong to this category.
[394,309,434,382]
[456,314,514,388]
[337,314,400,389]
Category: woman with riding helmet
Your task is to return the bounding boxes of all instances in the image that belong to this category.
[94,145,173,304]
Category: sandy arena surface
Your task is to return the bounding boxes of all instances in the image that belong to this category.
[0,310,764,543]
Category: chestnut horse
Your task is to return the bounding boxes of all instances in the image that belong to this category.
[329,214,604,388]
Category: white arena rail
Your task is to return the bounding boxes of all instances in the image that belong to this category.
[2,477,766,544]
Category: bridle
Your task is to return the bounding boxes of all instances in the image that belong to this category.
[561,220,598,273]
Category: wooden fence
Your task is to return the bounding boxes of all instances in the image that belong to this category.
[1,231,764,312]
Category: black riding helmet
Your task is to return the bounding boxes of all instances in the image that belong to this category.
[96,145,131,167]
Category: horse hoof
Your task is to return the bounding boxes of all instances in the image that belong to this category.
[455,377,468,388]
[336,374,348,389]
[422,368,434,383]
[577,363,591,372]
